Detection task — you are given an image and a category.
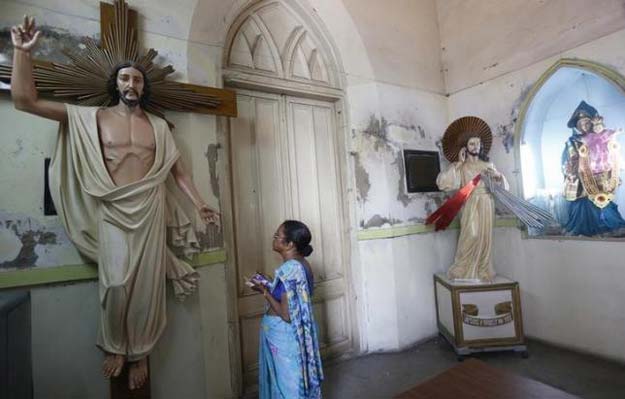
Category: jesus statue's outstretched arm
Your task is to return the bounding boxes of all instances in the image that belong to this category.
[10,16,67,122]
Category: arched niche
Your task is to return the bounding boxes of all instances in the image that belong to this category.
[515,59,625,237]
[222,0,343,96]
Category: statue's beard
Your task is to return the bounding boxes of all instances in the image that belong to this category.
[119,90,141,108]
[467,149,480,157]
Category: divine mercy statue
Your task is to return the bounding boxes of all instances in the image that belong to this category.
[427,117,556,281]
[429,117,508,282]
[10,16,219,390]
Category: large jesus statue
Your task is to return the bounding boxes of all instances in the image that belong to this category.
[435,118,508,282]
[10,17,219,390]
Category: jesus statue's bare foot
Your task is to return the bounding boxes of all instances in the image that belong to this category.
[128,357,148,390]
[103,354,125,378]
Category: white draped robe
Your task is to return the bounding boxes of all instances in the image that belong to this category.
[436,160,508,282]
[49,105,200,361]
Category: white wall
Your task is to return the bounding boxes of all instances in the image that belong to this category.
[437,0,625,94]
[25,264,230,399]
[324,0,451,352]
[342,0,444,94]
[359,230,458,350]
[494,228,625,361]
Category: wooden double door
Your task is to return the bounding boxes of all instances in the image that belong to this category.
[228,89,353,388]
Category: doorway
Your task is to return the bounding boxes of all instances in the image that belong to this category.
[228,89,354,389]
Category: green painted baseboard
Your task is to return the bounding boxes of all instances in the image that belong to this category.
[357,217,518,241]
[1,219,519,289]
[0,248,227,290]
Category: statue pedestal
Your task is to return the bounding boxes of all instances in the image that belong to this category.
[434,273,527,359]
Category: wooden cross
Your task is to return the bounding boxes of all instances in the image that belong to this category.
[1,0,237,118]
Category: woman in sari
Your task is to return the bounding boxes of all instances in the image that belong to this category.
[251,220,323,398]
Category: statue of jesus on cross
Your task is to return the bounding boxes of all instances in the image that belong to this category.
[9,11,224,390]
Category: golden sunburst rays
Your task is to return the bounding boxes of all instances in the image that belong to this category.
[442,116,493,162]
[1,0,220,115]
[102,0,138,65]
[33,38,111,106]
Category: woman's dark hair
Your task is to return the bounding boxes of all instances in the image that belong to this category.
[106,62,151,108]
[281,220,313,257]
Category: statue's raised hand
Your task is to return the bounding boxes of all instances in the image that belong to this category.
[11,15,41,52]
[458,147,467,163]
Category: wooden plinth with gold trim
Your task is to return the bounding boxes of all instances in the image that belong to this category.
[433,273,527,359]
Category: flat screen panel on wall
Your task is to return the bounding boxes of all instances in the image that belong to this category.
[404,150,440,193]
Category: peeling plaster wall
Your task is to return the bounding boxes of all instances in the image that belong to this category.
[351,85,449,229]
[325,1,451,351]
[0,103,83,269]
[0,1,230,397]
[446,13,625,360]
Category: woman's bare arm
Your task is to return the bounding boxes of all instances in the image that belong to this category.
[264,288,290,323]
[252,281,291,323]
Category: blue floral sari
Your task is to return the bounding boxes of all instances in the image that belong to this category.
[259,259,323,398]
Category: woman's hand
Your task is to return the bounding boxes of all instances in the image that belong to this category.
[250,272,269,293]
[250,280,268,295]
[11,16,41,52]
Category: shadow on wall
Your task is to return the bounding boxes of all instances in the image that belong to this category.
[0,290,32,398]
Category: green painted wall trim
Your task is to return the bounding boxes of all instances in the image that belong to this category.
[0,249,227,290]
[0,264,99,290]
[357,218,518,241]
[192,249,227,266]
